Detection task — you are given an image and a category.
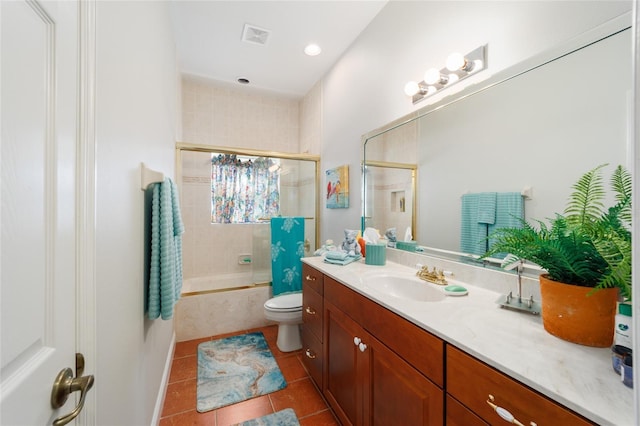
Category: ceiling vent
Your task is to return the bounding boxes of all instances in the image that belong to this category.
[242,24,271,46]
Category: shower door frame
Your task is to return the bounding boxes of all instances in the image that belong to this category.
[175,142,321,253]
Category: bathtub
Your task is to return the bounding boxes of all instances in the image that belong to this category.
[175,273,273,342]
[181,272,262,295]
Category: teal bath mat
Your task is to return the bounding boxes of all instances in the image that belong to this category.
[197,331,287,412]
[235,408,300,426]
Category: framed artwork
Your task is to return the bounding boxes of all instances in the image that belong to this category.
[326,165,349,208]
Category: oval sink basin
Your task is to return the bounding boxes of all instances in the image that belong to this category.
[362,273,446,302]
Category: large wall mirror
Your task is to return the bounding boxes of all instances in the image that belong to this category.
[363,15,632,266]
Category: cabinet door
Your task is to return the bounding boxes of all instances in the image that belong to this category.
[324,300,363,426]
[446,395,488,426]
[365,334,444,426]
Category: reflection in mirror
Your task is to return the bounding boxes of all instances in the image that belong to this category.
[363,115,418,239]
[362,21,631,269]
[363,163,416,241]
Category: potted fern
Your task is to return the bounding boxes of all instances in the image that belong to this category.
[483,164,632,347]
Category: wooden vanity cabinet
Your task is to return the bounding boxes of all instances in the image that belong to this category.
[301,264,324,388]
[323,275,444,426]
[446,345,595,426]
[301,263,596,426]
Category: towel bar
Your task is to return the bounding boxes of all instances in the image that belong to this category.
[141,163,165,190]
[460,188,533,200]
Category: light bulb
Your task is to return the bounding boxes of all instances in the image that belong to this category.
[426,86,437,96]
[446,52,465,71]
[447,74,459,84]
[404,81,420,96]
[424,68,442,85]
[473,59,484,71]
[304,43,322,56]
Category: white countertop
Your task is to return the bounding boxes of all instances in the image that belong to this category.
[302,256,635,426]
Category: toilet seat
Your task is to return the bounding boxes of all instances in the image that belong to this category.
[264,293,302,312]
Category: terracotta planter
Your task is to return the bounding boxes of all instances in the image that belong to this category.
[539,274,617,347]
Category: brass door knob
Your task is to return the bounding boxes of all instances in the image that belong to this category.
[51,365,94,426]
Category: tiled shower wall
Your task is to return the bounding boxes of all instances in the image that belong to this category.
[180,76,321,281]
[176,77,322,340]
[182,76,300,151]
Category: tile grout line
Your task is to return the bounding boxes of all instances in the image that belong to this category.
[297,407,333,420]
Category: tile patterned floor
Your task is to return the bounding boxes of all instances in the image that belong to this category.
[159,325,339,426]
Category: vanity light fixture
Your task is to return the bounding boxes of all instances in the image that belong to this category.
[404,44,488,104]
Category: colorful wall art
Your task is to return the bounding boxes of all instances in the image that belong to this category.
[326,165,349,209]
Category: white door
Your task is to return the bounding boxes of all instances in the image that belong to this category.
[1,1,92,425]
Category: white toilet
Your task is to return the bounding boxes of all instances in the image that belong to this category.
[264,292,303,352]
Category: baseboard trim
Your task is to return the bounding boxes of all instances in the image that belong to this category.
[151,331,176,425]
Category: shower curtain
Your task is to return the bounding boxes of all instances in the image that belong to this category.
[270,217,305,296]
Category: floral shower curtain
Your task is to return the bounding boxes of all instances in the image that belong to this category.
[211,154,280,223]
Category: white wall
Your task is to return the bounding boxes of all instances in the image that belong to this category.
[95,2,178,424]
[320,0,633,243]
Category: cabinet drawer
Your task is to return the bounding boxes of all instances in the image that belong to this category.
[302,263,323,294]
[301,327,323,389]
[447,345,594,426]
[302,284,323,341]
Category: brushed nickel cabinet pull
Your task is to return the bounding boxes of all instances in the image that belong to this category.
[305,275,316,281]
[305,306,316,315]
[305,349,317,359]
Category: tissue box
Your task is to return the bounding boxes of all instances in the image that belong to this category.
[365,243,386,265]
[396,241,417,252]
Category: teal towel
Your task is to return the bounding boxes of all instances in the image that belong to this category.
[271,217,305,296]
[460,194,489,256]
[477,192,497,224]
[489,192,524,252]
[325,251,349,261]
[324,255,361,266]
[148,178,184,320]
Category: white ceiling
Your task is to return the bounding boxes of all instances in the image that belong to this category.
[169,1,388,98]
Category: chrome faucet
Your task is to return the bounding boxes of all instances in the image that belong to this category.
[416,265,448,285]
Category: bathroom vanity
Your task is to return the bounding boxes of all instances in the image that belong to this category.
[300,258,633,426]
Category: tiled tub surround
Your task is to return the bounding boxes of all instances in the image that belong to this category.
[302,254,634,425]
[175,286,272,342]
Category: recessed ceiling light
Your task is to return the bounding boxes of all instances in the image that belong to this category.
[304,43,322,56]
